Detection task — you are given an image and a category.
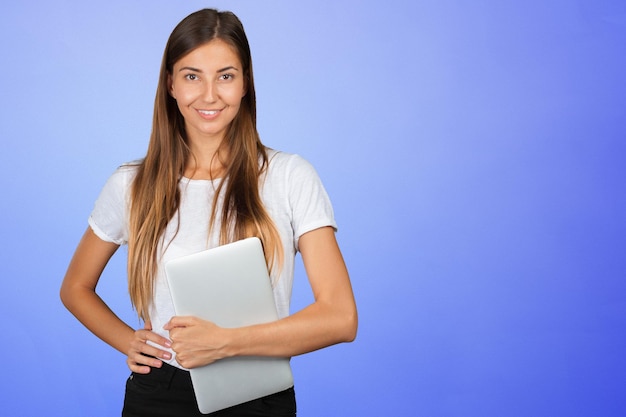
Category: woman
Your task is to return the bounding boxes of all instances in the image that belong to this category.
[60,8,357,417]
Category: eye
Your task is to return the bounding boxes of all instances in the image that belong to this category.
[184,73,199,81]
[219,73,234,81]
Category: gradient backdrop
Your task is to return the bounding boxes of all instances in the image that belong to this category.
[1,1,625,416]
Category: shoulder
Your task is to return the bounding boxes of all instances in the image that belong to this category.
[89,160,142,245]
[265,149,318,179]
[115,159,142,176]
[94,160,142,203]
[104,160,142,187]
[263,149,331,205]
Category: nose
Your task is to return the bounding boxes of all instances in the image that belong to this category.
[203,80,217,103]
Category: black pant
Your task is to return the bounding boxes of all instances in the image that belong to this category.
[122,362,296,417]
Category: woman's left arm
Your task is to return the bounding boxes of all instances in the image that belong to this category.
[165,226,357,368]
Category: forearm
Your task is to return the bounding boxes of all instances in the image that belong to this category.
[61,285,135,355]
[166,227,358,369]
[226,300,357,358]
[225,228,358,359]
[60,228,134,355]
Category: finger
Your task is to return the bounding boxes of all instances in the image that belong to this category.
[131,330,172,360]
[142,330,172,349]
[131,338,172,361]
[176,354,196,369]
[134,328,172,351]
[129,364,152,374]
[163,316,197,330]
[128,339,168,369]
[127,354,158,374]
[127,359,151,374]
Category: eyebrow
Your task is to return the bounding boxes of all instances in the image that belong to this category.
[178,66,240,73]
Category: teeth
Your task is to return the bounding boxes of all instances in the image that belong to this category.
[199,110,218,115]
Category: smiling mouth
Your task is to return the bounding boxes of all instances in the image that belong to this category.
[198,109,220,116]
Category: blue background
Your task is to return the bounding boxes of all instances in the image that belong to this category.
[1,1,625,416]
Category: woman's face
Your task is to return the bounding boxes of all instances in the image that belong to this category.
[169,39,246,145]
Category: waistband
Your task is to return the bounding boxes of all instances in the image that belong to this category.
[131,361,192,389]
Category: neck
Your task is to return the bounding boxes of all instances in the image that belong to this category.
[185,135,229,180]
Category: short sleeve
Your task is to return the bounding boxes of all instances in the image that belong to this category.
[285,155,337,249]
[88,164,136,245]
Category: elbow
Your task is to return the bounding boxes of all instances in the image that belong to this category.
[59,285,71,310]
[59,281,78,312]
[339,309,358,343]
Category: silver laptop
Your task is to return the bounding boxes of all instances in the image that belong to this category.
[164,237,294,414]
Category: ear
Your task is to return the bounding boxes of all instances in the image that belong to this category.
[167,72,175,98]
[242,75,248,98]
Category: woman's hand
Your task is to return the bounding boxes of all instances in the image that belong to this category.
[127,322,173,374]
[163,227,357,365]
[164,316,230,369]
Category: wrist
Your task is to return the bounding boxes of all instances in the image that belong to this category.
[222,326,246,358]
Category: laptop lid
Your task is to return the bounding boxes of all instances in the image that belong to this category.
[164,237,294,414]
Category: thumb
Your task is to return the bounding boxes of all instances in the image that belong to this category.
[163,316,195,330]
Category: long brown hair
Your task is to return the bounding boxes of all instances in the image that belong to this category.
[128,9,283,320]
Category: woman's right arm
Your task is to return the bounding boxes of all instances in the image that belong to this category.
[60,227,171,373]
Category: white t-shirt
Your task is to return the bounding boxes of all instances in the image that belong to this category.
[88,150,336,368]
